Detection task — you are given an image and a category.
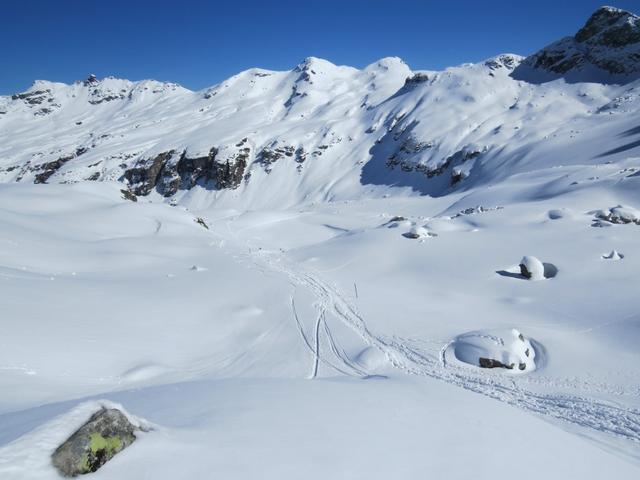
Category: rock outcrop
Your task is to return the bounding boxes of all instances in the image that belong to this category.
[123,144,248,196]
[512,6,640,83]
[51,408,138,477]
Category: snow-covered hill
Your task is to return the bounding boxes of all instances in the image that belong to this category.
[1,6,640,480]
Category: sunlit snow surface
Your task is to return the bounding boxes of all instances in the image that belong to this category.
[1,51,640,478]
[0,176,639,478]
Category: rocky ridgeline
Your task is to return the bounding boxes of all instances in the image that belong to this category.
[11,87,60,116]
[513,6,640,82]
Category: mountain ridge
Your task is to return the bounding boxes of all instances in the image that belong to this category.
[1,7,639,209]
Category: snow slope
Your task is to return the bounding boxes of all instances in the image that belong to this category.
[1,5,640,479]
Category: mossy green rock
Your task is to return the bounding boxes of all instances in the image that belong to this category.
[52,408,137,477]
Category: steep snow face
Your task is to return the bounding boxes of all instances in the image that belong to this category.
[512,6,640,83]
[2,7,640,209]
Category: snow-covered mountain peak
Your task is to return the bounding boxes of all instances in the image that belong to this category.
[512,5,640,83]
[575,5,639,44]
[1,7,640,209]
[483,53,523,71]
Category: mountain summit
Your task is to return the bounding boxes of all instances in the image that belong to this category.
[512,6,640,83]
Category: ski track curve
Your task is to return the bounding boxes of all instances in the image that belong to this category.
[242,247,640,445]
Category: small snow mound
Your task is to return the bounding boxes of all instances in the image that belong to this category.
[602,249,624,260]
[547,209,567,219]
[354,346,388,371]
[445,329,537,373]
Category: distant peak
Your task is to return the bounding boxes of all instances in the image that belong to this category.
[484,54,523,71]
[511,4,640,84]
[294,57,336,73]
[575,5,639,45]
[365,57,407,72]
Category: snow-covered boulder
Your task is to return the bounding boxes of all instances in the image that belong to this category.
[445,329,537,373]
[519,256,545,280]
[593,205,640,225]
[402,225,437,239]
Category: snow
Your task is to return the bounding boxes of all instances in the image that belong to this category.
[0,177,639,478]
[1,13,640,477]
[603,249,624,260]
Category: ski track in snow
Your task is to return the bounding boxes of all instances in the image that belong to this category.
[238,245,640,445]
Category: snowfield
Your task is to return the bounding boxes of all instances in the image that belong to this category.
[0,177,639,478]
[2,5,640,478]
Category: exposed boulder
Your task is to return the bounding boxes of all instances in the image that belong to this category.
[479,357,514,369]
[51,408,138,477]
[120,189,137,202]
[194,217,209,229]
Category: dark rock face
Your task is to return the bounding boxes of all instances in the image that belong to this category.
[258,143,306,173]
[484,54,521,71]
[519,263,532,279]
[403,73,430,87]
[479,357,514,369]
[575,7,640,46]
[120,189,137,202]
[123,144,248,197]
[33,147,88,184]
[51,408,138,477]
[123,150,175,195]
[11,90,51,105]
[194,217,209,229]
[512,6,640,83]
[11,88,60,116]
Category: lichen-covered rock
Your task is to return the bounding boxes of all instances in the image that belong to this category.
[51,408,137,477]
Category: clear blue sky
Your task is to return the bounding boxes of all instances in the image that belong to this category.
[1,1,638,94]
